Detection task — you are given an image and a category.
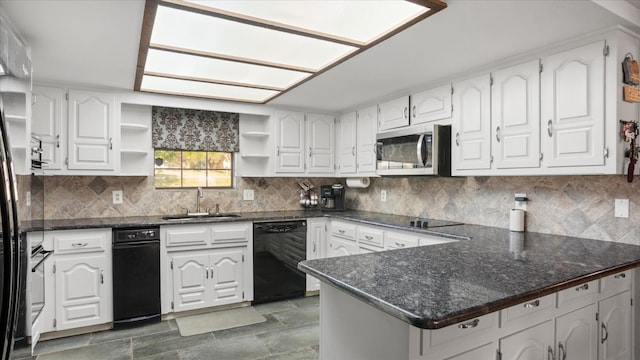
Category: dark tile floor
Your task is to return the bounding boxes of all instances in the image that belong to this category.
[12,296,319,360]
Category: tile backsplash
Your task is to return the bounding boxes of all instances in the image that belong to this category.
[346,175,640,245]
[16,173,640,245]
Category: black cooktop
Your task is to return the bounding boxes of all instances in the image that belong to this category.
[407,218,463,229]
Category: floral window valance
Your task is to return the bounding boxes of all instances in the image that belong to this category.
[152,106,240,152]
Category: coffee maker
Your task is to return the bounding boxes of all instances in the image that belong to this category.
[320,184,346,212]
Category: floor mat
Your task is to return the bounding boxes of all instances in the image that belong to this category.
[175,307,267,337]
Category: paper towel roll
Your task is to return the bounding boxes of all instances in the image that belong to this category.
[509,209,525,232]
[346,177,370,188]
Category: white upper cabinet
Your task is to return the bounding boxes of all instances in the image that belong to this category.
[492,59,541,170]
[337,111,357,175]
[410,83,452,125]
[67,89,116,171]
[378,96,409,131]
[541,40,606,168]
[452,74,492,172]
[275,110,305,173]
[306,113,335,173]
[356,105,378,174]
[32,86,65,170]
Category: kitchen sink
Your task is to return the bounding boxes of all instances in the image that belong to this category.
[161,213,241,220]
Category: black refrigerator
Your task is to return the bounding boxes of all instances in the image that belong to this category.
[0,12,27,360]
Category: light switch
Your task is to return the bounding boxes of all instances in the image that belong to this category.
[112,190,123,205]
[243,189,254,201]
[381,189,387,202]
[615,198,629,218]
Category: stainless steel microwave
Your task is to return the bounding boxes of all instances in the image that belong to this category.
[376,124,451,176]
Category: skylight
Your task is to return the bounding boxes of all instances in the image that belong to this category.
[135,0,446,104]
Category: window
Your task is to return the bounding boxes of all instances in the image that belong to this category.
[154,149,233,188]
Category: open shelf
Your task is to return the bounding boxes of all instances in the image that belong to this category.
[121,149,150,155]
[241,131,270,138]
[121,123,149,131]
[241,154,270,158]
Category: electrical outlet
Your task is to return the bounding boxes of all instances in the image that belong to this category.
[112,190,123,205]
[381,189,387,202]
[514,193,527,211]
[25,191,30,207]
[615,198,629,218]
[243,189,254,201]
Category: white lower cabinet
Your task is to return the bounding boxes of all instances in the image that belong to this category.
[598,291,632,360]
[499,321,553,360]
[41,229,112,334]
[327,236,357,257]
[556,303,598,360]
[171,248,246,312]
[306,218,326,292]
[162,222,253,314]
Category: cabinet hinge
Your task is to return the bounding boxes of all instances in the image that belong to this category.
[631,298,634,307]
[65,157,68,166]
[53,264,56,274]
[451,86,454,95]
[596,312,599,322]
[242,254,245,262]
[496,349,501,360]
[170,260,173,270]
[65,92,69,101]
[604,147,609,159]
[451,104,453,113]
[242,291,245,299]
[171,301,174,310]
[53,319,56,328]
[490,75,494,86]
[540,153,543,161]
[539,63,543,73]
[490,155,494,163]
[31,93,37,105]
[603,44,610,57]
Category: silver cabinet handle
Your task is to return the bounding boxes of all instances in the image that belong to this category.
[548,345,556,360]
[109,137,113,150]
[72,242,88,247]
[338,229,345,234]
[457,319,479,329]
[558,342,566,360]
[309,146,312,157]
[404,106,408,119]
[395,242,405,248]
[277,146,280,156]
[313,242,316,253]
[547,120,553,137]
[455,132,460,147]
[56,134,60,148]
[601,322,609,344]
[524,300,540,308]
[352,146,356,156]
[412,105,416,118]
[364,235,373,240]
[210,268,213,278]
[496,126,501,142]
[100,270,104,284]
[575,283,589,291]
[205,267,209,279]
[614,273,626,279]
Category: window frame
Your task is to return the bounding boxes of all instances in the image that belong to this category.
[154,149,235,189]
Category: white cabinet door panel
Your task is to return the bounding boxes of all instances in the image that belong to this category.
[599,291,632,360]
[275,110,305,173]
[378,96,409,131]
[306,113,335,173]
[541,41,605,168]
[210,248,244,306]
[499,320,553,360]
[338,112,357,175]
[172,253,209,312]
[411,83,452,125]
[356,105,377,174]
[555,303,597,360]
[32,86,64,170]
[492,60,541,169]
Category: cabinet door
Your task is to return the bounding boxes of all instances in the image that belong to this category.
[555,303,597,360]
[356,105,377,174]
[492,60,541,169]
[32,86,64,170]
[338,112,357,175]
[209,248,244,307]
[306,219,325,292]
[598,291,631,360]
[327,236,357,258]
[378,96,409,131]
[275,110,305,173]
[411,83,452,125]
[445,342,495,360]
[172,253,209,312]
[499,320,553,360]
[67,89,115,170]
[54,255,108,330]
[452,74,492,171]
[306,113,335,174]
[541,41,605,168]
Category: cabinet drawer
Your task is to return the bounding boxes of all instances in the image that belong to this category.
[384,231,418,250]
[600,270,631,296]
[500,293,555,329]
[557,279,598,309]
[428,311,498,348]
[357,226,383,247]
[52,229,109,254]
[164,225,209,247]
[211,223,250,245]
[331,221,356,241]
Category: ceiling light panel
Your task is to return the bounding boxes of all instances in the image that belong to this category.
[151,4,357,71]
[184,0,429,44]
[145,48,311,89]
[141,75,279,102]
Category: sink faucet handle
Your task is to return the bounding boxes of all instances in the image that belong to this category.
[180,207,190,215]
[205,204,220,215]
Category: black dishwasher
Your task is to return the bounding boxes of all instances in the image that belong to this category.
[112,227,161,327]
[253,220,307,304]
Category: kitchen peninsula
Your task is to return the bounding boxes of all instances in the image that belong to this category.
[299,224,640,360]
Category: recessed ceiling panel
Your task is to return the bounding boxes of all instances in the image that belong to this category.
[183,0,428,44]
[145,48,311,89]
[151,5,358,71]
[141,75,279,102]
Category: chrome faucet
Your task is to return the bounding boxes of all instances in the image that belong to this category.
[196,187,203,213]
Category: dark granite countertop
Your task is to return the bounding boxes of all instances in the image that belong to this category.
[299,224,640,329]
